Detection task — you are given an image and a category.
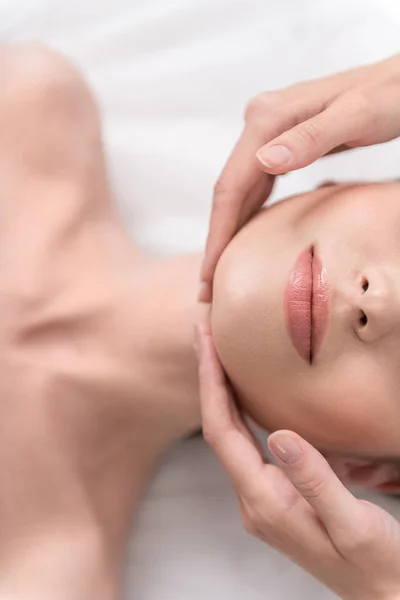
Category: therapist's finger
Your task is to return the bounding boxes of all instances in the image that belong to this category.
[196,323,265,494]
[199,127,274,302]
[255,99,362,174]
[195,322,256,446]
[268,430,368,547]
[196,321,262,449]
[196,329,357,563]
[255,88,398,175]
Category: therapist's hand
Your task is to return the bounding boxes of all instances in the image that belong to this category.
[195,323,400,600]
[200,53,400,301]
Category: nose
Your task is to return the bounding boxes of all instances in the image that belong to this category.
[354,268,400,342]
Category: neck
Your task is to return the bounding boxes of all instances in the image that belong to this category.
[129,252,204,447]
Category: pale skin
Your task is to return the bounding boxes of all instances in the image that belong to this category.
[211,182,400,463]
[1,44,400,600]
[0,45,203,598]
[200,52,400,301]
[198,50,400,600]
[197,324,400,600]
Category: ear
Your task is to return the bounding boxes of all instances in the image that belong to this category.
[324,455,400,494]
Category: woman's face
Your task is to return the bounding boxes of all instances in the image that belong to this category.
[212,182,400,459]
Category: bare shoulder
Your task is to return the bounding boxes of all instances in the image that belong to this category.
[0,44,97,124]
[0,44,102,179]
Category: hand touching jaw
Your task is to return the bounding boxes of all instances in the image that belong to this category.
[212,182,400,491]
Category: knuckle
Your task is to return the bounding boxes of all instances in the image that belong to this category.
[343,90,372,119]
[241,511,260,537]
[293,120,324,149]
[244,91,281,122]
[297,474,326,500]
[341,90,377,137]
[212,174,247,206]
[202,425,220,449]
[244,501,291,548]
[240,482,303,549]
[212,176,230,201]
[244,508,266,537]
[248,497,283,530]
[335,505,378,556]
[337,526,375,556]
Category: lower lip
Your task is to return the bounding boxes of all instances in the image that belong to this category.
[284,246,330,364]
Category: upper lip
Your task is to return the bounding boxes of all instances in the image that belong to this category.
[284,245,330,364]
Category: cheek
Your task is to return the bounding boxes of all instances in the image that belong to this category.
[251,357,397,453]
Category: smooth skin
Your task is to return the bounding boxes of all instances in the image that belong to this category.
[211,182,400,464]
[200,53,400,302]
[196,322,400,600]
[198,52,400,600]
[4,43,400,599]
[0,45,203,599]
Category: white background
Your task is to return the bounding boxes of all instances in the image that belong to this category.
[1,1,400,598]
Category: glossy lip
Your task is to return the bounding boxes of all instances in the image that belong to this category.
[284,245,330,364]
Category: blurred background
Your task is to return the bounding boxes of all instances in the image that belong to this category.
[1,1,399,598]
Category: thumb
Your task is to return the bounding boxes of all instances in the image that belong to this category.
[268,431,366,543]
[255,96,367,175]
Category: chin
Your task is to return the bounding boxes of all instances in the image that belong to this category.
[212,205,304,408]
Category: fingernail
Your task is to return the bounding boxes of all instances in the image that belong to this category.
[270,436,302,464]
[257,145,292,168]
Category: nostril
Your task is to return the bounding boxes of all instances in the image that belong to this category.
[361,277,369,292]
[359,310,368,327]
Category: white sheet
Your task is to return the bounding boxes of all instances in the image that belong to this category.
[1,1,400,598]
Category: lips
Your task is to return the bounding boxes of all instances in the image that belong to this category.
[284,246,330,364]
